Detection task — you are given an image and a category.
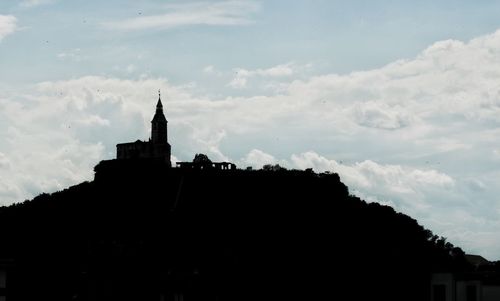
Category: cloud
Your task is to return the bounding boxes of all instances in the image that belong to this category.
[57,48,85,62]
[76,114,111,127]
[240,149,277,168]
[250,64,295,77]
[290,151,454,208]
[228,76,248,89]
[126,64,136,74]
[0,152,10,169]
[202,65,225,77]
[228,63,297,89]
[102,1,259,31]
[203,65,215,74]
[0,15,18,41]
[352,101,411,130]
[19,0,55,8]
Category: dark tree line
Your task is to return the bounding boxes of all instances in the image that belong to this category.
[0,158,470,301]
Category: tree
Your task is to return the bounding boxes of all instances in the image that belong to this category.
[193,153,212,164]
[262,164,286,171]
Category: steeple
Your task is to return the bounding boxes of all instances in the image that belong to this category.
[116,91,171,166]
[151,90,168,144]
[156,90,163,111]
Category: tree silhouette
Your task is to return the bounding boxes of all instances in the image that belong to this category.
[0,159,470,301]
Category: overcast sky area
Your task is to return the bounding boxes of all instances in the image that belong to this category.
[3,0,500,259]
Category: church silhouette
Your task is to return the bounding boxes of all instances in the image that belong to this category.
[114,92,235,170]
[116,91,172,165]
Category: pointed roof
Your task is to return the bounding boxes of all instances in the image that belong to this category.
[152,90,167,123]
[156,89,163,109]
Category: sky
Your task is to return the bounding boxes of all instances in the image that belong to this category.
[2,0,500,259]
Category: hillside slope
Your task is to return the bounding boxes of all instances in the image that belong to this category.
[0,159,469,301]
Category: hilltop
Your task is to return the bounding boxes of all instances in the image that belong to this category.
[0,159,469,301]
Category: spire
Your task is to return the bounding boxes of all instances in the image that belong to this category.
[151,90,168,144]
[156,89,163,110]
[152,90,166,122]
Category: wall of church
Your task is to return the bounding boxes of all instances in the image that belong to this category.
[117,141,171,165]
[117,141,152,160]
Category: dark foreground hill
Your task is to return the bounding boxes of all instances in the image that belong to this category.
[0,159,469,301]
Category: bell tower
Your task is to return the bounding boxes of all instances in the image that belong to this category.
[151,90,168,144]
[150,90,171,166]
[116,91,171,166]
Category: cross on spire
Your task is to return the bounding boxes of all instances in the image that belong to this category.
[156,89,163,109]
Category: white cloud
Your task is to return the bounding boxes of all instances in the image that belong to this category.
[290,151,454,203]
[103,1,259,31]
[76,114,111,127]
[57,48,85,62]
[20,0,55,8]
[228,63,297,89]
[240,149,276,168]
[0,152,10,169]
[189,128,230,162]
[228,75,247,89]
[126,64,136,74]
[0,15,17,42]
[252,64,295,77]
[351,101,411,130]
[202,65,224,78]
[203,65,215,73]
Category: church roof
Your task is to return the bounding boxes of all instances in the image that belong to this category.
[116,140,149,146]
[152,92,167,123]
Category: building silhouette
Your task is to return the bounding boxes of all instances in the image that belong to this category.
[114,92,236,171]
[176,154,236,170]
[116,91,171,166]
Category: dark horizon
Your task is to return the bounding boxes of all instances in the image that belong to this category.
[0,155,479,301]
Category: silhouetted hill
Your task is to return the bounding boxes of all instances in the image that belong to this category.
[0,159,470,301]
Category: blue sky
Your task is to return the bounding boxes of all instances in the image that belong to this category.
[4,0,500,84]
[3,0,500,259]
